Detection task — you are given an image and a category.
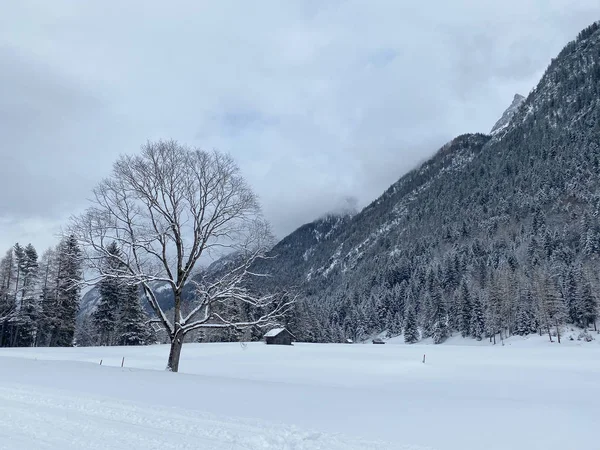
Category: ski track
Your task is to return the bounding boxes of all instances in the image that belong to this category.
[0,385,416,450]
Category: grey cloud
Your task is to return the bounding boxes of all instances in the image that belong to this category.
[0,48,105,215]
[1,0,600,252]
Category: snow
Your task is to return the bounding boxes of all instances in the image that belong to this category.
[264,327,285,337]
[490,93,525,134]
[153,282,171,293]
[1,334,599,449]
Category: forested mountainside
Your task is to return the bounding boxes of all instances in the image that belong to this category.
[261,22,600,343]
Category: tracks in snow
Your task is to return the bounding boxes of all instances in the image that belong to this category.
[0,385,420,450]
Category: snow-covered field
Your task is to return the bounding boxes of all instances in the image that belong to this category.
[0,332,599,449]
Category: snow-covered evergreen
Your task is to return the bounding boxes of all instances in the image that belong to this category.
[115,283,153,346]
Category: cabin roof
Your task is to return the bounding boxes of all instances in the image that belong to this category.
[264,327,286,337]
[264,327,296,339]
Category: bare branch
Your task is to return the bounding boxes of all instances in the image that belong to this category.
[68,140,289,372]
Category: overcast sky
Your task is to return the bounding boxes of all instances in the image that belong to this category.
[1,1,599,252]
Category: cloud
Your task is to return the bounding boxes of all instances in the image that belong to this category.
[1,0,599,252]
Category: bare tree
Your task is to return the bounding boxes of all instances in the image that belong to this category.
[70,140,293,372]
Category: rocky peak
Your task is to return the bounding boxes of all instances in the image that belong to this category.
[490,93,525,134]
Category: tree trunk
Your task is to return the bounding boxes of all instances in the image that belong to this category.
[0,319,6,347]
[547,325,553,343]
[166,327,184,372]
[556,324,561,344]
[11,323,18,347]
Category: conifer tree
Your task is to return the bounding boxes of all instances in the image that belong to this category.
[578,280,598,330]
[5,243,34,346]
[459,281,472,337]
[387,311,403,336]
[403,305,419,344]
[420,292,434,338]
[92,242,122,346]
[36,249,59,347]
[12,243,25,307]
[563,268,580,324]
[116,283,152,346]
[431,288,448,344]
[515,302,533,336]
[13,244,39,347]
[447,290,460,335]
[51,235,82,347]
[0,250,15,347]
[470,293,484,341]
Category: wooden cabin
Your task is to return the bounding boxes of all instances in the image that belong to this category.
[264,328,295,345]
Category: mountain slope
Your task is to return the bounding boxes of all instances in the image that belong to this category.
[265,21,600,343]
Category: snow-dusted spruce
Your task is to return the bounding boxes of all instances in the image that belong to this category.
[91,242,122,346]
[91,241,152,346]
[49,236,82,347]
[70,140,294,372]
[0,237,82,348]
[0,250,17,344]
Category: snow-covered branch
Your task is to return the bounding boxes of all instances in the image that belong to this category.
[68,140,288,372]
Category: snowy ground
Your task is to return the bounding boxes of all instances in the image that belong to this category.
[0,331,599,449]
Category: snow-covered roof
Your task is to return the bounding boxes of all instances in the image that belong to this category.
[264,328,285,337]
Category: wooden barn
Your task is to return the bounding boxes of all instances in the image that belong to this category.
[264,328,295,345]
